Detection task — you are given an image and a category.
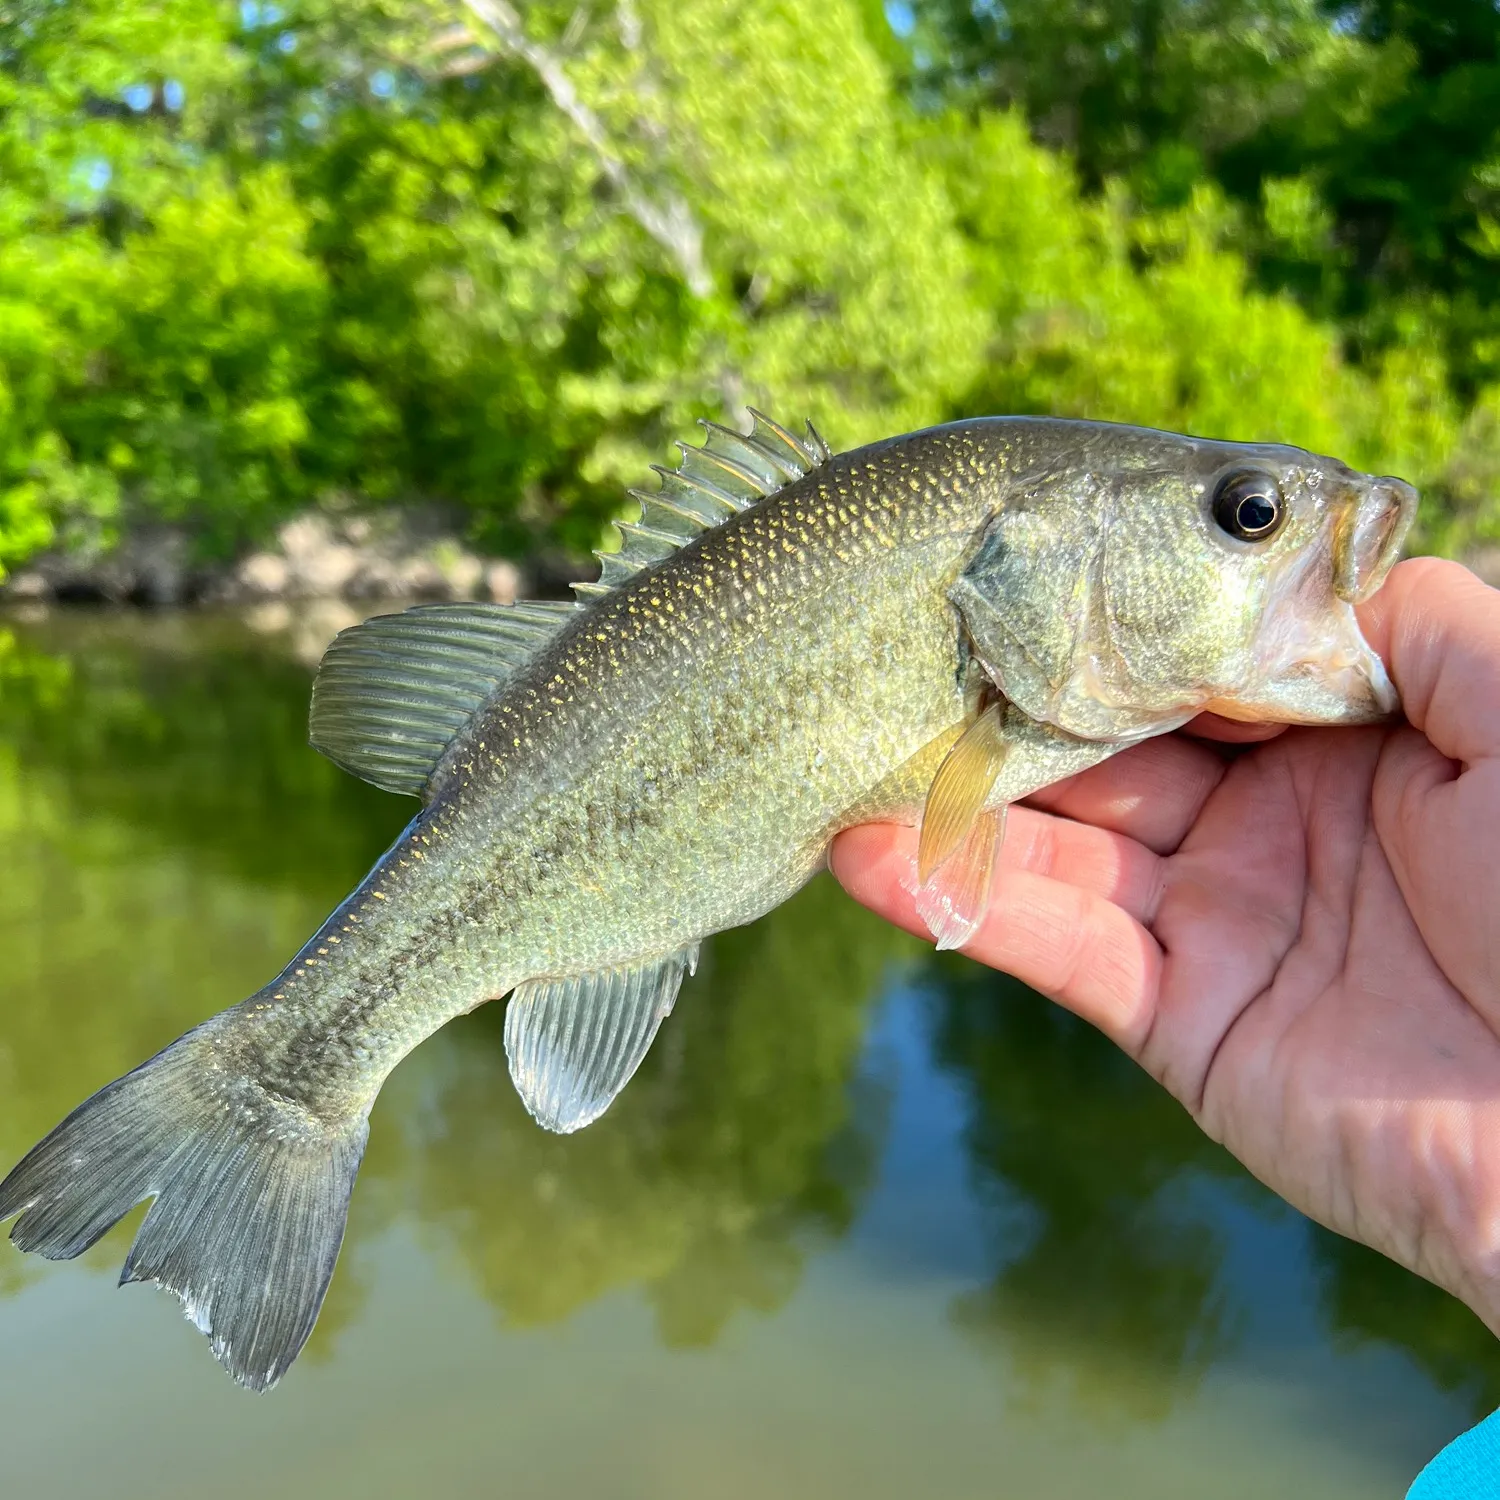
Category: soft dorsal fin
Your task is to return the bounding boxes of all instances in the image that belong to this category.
[309,601,576,796]
[310,409,831,794]
[571,408,831,601]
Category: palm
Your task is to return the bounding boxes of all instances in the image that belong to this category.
[834,559,1500,1331]
[1153,724,1500,1321]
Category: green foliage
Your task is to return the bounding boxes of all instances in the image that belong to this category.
[934,116,1357,451]
[909,0,1500,544]
[0,0,329,560]
[0,0,1495,573]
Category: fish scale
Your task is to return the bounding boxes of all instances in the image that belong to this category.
[0,412,1417,1391]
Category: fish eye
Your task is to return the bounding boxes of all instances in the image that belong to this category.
[1211,470,1286,542]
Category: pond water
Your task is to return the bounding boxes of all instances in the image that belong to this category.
[0,606,1495,1498]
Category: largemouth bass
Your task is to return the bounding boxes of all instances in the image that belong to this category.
[0,413,1415,1388]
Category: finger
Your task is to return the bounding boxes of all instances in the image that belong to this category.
[1358,556,1500,765]
[1182,713,1290,744]
[1369,722,1500,1006]
[1023,733,1227,855]
[835,809,1168,925]
[830,822,1162,1054]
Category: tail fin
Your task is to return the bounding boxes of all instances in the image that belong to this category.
[0,1029,368,1391]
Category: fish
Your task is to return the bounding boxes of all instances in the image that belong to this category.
[0,412,1416,1389]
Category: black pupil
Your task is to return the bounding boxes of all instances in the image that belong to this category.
[1213,471,1284,541]
[1236,493,1277,533]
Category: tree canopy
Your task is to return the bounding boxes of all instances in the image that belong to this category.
[0,0,1496,576]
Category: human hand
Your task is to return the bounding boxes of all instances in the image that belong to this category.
[832,557,1500,1333]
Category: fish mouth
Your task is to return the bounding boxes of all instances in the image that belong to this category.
[1204,594,1398,726]
[1334,475,1417,603]
[1206,475,1415,727]
[1274,597,1399,722]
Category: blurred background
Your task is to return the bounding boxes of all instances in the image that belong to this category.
[4,0,1500,599]
[3,3,1500,1496]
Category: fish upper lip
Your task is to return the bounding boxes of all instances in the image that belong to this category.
[1335,477,1418,603]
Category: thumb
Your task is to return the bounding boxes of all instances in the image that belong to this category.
[1357,557,1500,767]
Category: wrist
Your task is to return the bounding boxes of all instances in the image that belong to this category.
[1403,1097,1500,1335]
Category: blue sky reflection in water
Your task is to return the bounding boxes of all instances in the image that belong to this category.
[0,608,1495,1498]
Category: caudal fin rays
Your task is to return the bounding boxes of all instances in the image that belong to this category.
[0,1026,367,1392]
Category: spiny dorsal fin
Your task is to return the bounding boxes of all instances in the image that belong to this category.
[309,601,576,797]
[311,410,832,794]
[571,408,831,603]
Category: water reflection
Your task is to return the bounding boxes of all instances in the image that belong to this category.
[361,874,909,1347]
[925,951,1500,1427]
[1312,1233,1500,1424]
[0,616,402,1168]
[0,607,1496,1481]
[924,960,1238,1419]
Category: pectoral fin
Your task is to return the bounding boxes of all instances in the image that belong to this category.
[504,947,699,1134]
[917,703,1009,883]
[910,704,1011,951]
[913,705,1134,951]
[913,805,1007,952]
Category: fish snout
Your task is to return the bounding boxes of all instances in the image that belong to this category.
[1334,476,1418,603]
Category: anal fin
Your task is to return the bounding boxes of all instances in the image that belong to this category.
[504,946,698,1134]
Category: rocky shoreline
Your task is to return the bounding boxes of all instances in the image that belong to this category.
[0,509,527,610]
[8,513,1500,626]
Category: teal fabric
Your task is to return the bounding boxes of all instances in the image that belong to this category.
[1408,1410,1500,1498]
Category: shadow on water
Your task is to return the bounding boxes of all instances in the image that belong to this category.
[1,606,1499,1432]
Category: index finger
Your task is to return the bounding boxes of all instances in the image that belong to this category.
[830,821,1163,1054]
[1025,732,1227,855]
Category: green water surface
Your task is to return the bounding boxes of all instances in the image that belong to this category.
[0,607,1495,1498]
